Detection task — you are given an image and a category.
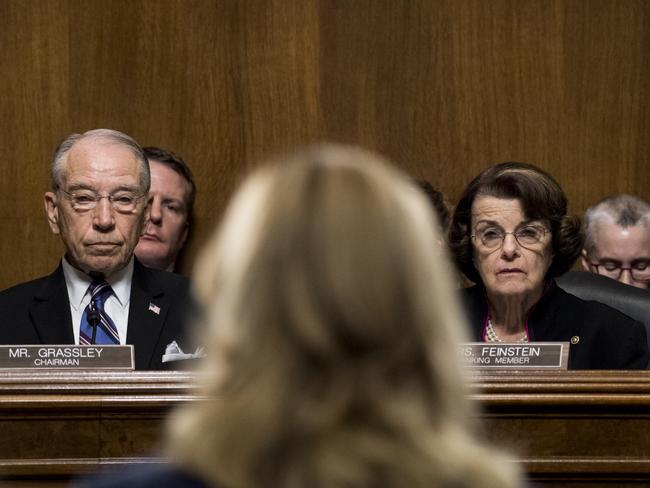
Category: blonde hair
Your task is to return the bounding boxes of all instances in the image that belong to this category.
[168,144,521,488]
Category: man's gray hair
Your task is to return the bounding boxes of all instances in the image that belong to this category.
[50,128,150,192]
[583,194,650,255]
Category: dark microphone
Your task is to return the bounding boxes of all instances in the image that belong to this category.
[87,310,101,344]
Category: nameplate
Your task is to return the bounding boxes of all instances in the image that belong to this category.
[0,345,134,370]
[459,342,569,369]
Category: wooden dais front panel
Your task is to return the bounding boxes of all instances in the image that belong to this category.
[470,370,650,487]
[1,371,650,486]
[0,371,201,485]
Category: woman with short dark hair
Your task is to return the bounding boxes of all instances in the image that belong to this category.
[449,162,649,369]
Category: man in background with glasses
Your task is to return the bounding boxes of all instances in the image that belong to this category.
[582,195,650,290]
[0,129,193,369]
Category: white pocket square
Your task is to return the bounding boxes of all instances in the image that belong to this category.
[162,340,205,363]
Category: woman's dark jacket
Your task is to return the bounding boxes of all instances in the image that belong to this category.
[462,281,650,370]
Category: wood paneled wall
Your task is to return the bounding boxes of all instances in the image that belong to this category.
[1,0,649,288]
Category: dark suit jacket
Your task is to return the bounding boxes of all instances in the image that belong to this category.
[0,259,194,370]
[463,280,650,370]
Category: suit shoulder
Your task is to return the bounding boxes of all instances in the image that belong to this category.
[0,275,54,302]
[147,268,190,286]
[138,266,190,292]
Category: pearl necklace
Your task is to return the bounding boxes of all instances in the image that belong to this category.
[486,318,529,343]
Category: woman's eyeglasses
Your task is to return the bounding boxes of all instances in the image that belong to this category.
[472,225,549,250]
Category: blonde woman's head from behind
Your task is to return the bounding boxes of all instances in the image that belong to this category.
[171,144,522,488]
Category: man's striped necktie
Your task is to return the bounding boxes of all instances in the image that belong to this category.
[79,280,120,345]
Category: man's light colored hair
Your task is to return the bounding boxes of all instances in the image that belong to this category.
[583,194,650,255]
[50,128,150,192]
[166,144,522,488]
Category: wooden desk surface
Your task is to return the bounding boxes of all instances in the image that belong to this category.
[1,370,649,486]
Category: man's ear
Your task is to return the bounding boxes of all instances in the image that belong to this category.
[44,191,61,235]
[580,248,590,271]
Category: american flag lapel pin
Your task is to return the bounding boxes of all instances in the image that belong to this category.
[148,302,161,315]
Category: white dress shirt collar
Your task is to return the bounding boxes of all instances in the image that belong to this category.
[62,256,134,311]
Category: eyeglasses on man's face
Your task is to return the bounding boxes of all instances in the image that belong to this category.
[472,225,550,250]
[588,259,650,282]
[59,189,146,214]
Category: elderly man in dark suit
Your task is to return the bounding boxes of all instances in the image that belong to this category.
[0,129,192,370]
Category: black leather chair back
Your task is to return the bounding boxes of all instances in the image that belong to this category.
[556,271,650,353]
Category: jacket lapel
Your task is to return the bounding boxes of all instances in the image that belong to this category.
[127,260,169,369]
[29,264,75,344]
